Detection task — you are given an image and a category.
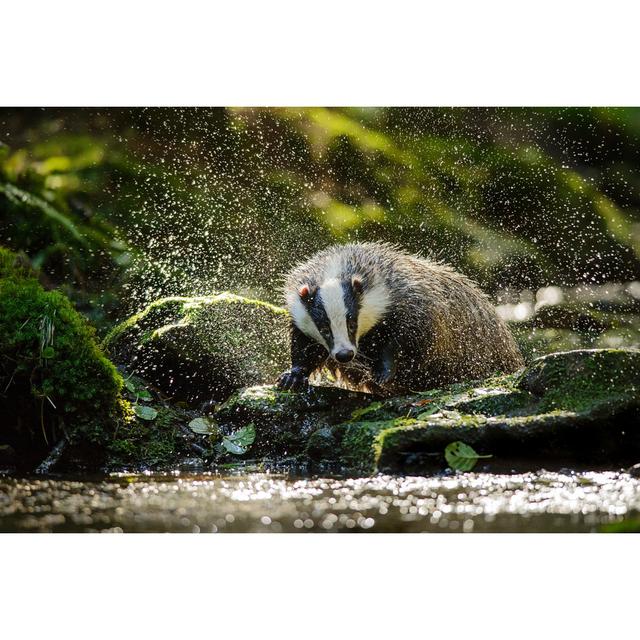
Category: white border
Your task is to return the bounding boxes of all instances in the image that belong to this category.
[2,534,639,638]
[3,1,640,105]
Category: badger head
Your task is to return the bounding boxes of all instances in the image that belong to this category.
[287,274,390,363]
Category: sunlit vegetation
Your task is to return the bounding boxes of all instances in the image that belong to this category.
[2,108,640,318]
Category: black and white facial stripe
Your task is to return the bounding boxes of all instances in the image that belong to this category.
[309,278,360,359]
[288,271,390,363]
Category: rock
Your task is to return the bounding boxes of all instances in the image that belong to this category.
[215,384,372,459]
[533,304,609,333]
[215,349,640,473]
[517,348,639,404]
[0,246,126,468]
[507,285,640,362]
[103,293,291,404]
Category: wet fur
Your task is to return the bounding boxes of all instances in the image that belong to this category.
[280,242,524,395]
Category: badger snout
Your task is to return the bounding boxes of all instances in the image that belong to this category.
[334,348,355,363]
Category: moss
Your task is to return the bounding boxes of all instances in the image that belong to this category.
[0,246,34,280]
[104,293,291,403]
[334,417,417,472]
[103,293,287,347]
[219,385,289,415]
[219,384,374,421]
[518,349,640,413]
[0,247,124,457]
[600,518,640,533]
[102,296,189,347]
[453,387,533,417]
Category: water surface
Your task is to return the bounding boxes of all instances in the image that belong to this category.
[1,469,639,533]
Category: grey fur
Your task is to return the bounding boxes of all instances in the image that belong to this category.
[283,242,524,395]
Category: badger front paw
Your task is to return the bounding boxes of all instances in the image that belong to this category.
[371,359,396,387]
[276,368,309,391]
[372,369,393,387]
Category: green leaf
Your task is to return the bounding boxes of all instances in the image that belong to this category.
[444,441,492,472]
[188,417,218,436]
[42,346,55,359]
[134,405,158,421]
[226,423,256,447]
[125,378,152,400]
[221,423,256,455]
[222,439,247,455]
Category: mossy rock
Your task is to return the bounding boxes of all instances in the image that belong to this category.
[103,294,291,405]
[0,247,125,466]
[216,384,372,459]
[216,349,640,473]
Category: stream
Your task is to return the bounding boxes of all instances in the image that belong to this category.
[1,468,639,533]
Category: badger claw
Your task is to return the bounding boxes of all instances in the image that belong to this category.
[276,368,309,392]
[372,360,396,387]
[372,369,393,386]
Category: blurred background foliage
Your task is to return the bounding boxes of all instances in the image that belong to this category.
[1,107,640,332]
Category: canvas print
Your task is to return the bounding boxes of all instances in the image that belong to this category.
[1,107,638,532]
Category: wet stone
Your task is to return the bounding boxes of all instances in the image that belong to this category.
[216,348,640,474]
[103,293,291,404]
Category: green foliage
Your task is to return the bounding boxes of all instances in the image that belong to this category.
[0,247,124,450]
[133,405,158,421]
[107,404,189,467]
[444,441,492,472]
[0,137,129,290]
[221,423,256,455]
[4,108,640,314]
[214,107,640,292]
[124,379,152,401]
[188,417,218,436]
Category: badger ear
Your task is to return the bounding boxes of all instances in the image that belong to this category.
[299,284,315,302]
[352,275,364,295]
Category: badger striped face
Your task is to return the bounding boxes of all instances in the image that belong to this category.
[287,275,390,363]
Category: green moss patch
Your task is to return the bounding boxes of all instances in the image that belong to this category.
[104,294,291,404]
[0,247,125,462]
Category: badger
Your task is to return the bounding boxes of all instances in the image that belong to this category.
[276,242,523,395]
